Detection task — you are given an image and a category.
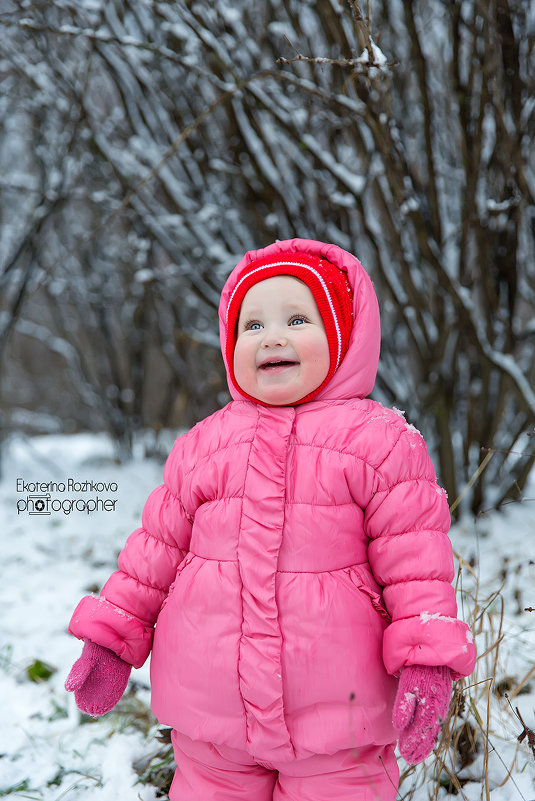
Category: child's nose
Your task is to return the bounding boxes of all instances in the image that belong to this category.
[261,324,288,347]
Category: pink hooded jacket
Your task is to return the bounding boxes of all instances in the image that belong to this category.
[68,238,476,763]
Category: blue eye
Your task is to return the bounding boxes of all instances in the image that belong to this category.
[246,321,263,331]
[289,316,306,326]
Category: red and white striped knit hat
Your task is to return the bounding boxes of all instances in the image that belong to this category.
[225,252,354,405]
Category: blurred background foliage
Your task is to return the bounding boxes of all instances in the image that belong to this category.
[0,0,534,512]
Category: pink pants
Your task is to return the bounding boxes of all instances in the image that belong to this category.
[170,731,399,801]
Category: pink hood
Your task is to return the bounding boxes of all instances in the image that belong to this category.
[219,238,381,403]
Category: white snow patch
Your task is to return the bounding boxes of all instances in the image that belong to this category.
[356,39,388,66]
[420,611,458,624]
[134,268,155,283]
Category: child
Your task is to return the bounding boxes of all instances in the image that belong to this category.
[66,238,476,800]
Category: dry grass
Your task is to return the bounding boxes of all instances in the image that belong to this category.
[397,543,535,800]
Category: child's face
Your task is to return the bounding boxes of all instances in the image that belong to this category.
[233,276,330,405]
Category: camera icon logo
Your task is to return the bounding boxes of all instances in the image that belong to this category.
[28,494,51,515]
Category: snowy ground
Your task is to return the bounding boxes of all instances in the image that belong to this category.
[1,432,534,800]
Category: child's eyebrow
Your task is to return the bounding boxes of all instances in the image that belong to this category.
[237,308,263,325]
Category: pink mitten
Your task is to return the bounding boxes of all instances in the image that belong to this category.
[392,664,452,764]
[65,639,132,716]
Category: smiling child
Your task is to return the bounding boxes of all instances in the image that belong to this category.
[66,239,476,800]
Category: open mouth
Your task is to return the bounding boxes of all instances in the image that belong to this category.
[259,360,299,370]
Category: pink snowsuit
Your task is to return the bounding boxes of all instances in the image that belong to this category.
[68,238,476,797]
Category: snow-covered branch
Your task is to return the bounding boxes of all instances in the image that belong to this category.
[1,0,533,510]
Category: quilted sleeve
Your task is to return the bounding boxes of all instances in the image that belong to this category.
[365,423,476,681]
[68,437,193,668]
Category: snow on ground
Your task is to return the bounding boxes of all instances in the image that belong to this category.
[1,432,534,800]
